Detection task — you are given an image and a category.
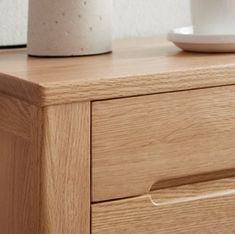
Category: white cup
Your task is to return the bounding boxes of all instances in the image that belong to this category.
[191,0,235,35]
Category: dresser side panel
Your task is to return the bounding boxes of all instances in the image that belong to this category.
[0,93,41,234]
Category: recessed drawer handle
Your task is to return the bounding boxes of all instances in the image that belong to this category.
[149,172,235,206]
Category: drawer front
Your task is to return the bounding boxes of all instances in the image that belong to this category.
[92,178,235,234]
[92,86,235,202]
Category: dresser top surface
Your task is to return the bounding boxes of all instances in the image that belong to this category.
[1,37,235,106]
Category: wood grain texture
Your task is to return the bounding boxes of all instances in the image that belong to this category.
[0,92,38,139]
[92,177,235,234]
[0,93,41,234]
[0,92,91,233]
[2,38,235,105]
[40,102,90,234]
[92,85,235,202]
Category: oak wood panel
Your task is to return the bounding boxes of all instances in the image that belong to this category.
[92,178,235,234]
[0,93,41,234]
[40,102,90,234]
[0,92,38,139]
[0,92,91,233]
[2,38,235,105]
[92,85,235,202]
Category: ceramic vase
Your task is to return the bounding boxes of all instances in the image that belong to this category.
[27,0,112,56]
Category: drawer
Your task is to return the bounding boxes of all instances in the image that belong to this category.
[92,86,235,202]
[92,177,235,234]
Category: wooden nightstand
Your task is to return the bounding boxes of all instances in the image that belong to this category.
[1,38,235,234]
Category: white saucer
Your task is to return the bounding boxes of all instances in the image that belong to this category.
[168,26,235,53]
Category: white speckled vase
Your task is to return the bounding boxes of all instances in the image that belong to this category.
[27,0,112,56]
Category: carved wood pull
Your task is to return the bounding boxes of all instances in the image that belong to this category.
[149,170,235,206]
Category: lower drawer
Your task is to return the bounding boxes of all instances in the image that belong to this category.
[92,177,235,234]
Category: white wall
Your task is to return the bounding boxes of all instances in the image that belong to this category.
[0,0,28,46]
[0,0,191,46]
[114,0,191,38]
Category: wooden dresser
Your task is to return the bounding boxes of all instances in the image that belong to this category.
[1,38,235,234]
